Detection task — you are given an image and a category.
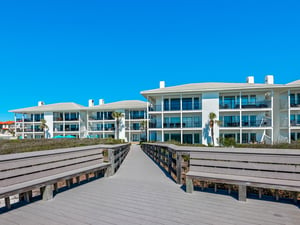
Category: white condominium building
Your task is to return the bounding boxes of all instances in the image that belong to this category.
[141,75,300,145]
[9,100,147,142]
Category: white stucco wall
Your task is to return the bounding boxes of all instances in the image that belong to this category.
[44,112,53,138]
[202,92,219,146]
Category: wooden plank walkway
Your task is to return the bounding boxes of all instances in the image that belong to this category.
[1,145,299,225]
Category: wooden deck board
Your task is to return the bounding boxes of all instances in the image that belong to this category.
[1,145,299,225]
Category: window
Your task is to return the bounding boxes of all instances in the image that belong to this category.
[164,133,170,142]
[242,133,248,143]
[182,98,192,110]
[250,133,256,143]
[171,98,180,110]
[290,94,296,105]
[170,133,181,142]
[164,99,169,111]
[194,133,200,144]
[194,97,200,110]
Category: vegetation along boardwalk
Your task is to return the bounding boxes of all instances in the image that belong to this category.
[1,145,299,225]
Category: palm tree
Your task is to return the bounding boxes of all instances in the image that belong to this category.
[209,112,220,146]
[39,119,48,139]
[112,111,124,139]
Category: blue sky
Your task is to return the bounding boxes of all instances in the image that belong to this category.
[1,0,299,120]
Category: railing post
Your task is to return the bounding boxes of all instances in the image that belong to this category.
[106,148,115,177]
[176,152,182,184]
[168,149,172,173]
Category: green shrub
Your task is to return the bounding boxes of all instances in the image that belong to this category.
[0,138,125,155]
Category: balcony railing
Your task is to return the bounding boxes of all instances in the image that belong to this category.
[242,119,271,127]
[290,120,300,126]
[219,103,240,109]
[241,100,271,109]
[149,105,162,112]
[149,123,162,128]
[290,103,300,108]
[221,122,240,127]
[149,104,202,111]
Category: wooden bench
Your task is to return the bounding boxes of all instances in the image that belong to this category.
[186,148,300,202]
[0,144,129,209]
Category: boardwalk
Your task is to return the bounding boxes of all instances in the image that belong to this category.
[1,145,299,225]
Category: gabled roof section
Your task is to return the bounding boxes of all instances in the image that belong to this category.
[9,103,86,113]
[141,82,283,95]
[286,80,300,86]
[88,100,147,110]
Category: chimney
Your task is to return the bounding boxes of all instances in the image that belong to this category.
[88,99,94,107]
[99,99,105,105]
[265,75,274,84]
[159,81,165,88]
[246,76,254,84]
[38,101,45,106]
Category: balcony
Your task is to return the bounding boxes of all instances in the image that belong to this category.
[149,105,162,112]
[241,100,271,109]
[164,123,181,128]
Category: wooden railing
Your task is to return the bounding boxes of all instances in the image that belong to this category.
[142,143,300,203]
[141,143,193,184]
[0,143,130,209]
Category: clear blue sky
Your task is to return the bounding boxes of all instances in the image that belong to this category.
[1,0,300,120]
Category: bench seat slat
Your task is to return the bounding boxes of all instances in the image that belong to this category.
[189,165,300,180]
[186,171,300,192]
[0,154,103,180]
[189,152,300,164]
[190,159,300,173]
[0,159,104,187]
[0,162,111,198]
[0,149,103,171]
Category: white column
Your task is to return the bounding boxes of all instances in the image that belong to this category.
[146,99,149,141]
[180,94,183,144]
[288,89,291,143]
[161,95,164,142]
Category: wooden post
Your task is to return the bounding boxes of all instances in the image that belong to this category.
[5,197,11,209]
[238,185,247,201]
[214,183,217,193]
[106,148,115,177]
[228,185,231,194]
[168,150,172,173]
[186,176,193,193]
[85,173,89,180]
[176,152,182,184]
[42,185,53,201]
[76,176,80,184]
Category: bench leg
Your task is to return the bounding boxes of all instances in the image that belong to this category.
[42,185,53,201]
[275,190,279,201]
[186,176,193,193]
[214,183,217,193]
[238,185,247,201]
[85,173,90,180]
[294,192,298,204]
[200,181,204,191]
[54,183,59,192]
[5,197,11,209]
[258,188,262,199]
[228,185,231,195]
[24,191,32,203]
[76,176,80,184]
